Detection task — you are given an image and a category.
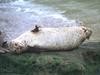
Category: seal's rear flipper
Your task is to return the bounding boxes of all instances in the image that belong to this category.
[0,47,9,54]
[31,25,40,32]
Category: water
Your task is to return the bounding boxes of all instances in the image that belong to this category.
[0,1,99,74]
[0,0,99,46]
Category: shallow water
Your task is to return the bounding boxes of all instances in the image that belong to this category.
[0,0,99,46]
[33,0,100,42]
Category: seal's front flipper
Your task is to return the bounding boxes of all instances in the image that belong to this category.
[31,25,40,32]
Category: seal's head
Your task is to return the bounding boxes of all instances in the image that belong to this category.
[81,26,92,40]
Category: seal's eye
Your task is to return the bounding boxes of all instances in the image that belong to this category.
[15,43,18,46]
[82,27,87,32]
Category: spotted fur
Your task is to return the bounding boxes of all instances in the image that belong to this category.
[6,26,92,54]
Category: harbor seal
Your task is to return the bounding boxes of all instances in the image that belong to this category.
[4,26,92,54]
